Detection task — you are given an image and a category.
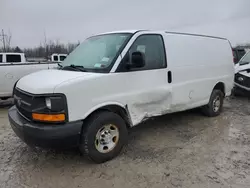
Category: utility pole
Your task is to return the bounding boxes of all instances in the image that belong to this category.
[0,29,7,52]
[44,30,48,59]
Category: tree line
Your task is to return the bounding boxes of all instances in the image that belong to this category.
[234,43,250,49]
[0,40,80,59]
[1,28,250,59]
[0,29,80,59]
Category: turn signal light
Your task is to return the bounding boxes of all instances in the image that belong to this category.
[32,113,65,122]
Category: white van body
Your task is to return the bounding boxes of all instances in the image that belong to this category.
[15,30,234,125]
[0,53,58,99]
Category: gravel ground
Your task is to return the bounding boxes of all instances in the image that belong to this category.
[0,97,250,188]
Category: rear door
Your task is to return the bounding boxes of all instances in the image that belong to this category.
[114,33,172,125]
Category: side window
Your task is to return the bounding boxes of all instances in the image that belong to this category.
[59,55,66,61]
[53,55,58,61]
[119,34,166,71]
[6,55,21,63]
[0,55,2,63]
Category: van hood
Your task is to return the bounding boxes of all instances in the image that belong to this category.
[16,69,102,94]
[235,63,250,73]
[237,68,250,77]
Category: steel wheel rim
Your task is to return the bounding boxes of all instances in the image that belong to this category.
[213,96,221,112]
[95,124,119,153]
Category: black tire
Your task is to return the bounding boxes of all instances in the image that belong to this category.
[202,89,224,117]
[80,111,128,163]
[0,97,10,101]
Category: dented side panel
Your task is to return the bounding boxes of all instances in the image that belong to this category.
[127,86,172,125]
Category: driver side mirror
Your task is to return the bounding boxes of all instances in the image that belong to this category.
[130,51,145,68]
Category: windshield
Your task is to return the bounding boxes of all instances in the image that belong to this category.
[62,33,132,72]
[239,51,250,65]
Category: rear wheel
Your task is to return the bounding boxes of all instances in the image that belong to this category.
[202,89,224,117]
[80,111,128,163]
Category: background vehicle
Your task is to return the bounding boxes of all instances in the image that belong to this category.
[50,53,67,63]
[8,30,234,163]
[0,52,28,63]
[0,52,58,100]
[234,51,250,95]
[234,51,250,73]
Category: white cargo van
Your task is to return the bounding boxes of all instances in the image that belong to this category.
[8,30,234,163]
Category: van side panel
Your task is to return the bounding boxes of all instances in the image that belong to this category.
[55,66,172,126]
[164,33,234,110]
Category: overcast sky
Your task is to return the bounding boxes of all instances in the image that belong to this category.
[1,0,250,48]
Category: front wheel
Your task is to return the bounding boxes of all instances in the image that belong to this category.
[202,89,224,117]
[80,111,128,163]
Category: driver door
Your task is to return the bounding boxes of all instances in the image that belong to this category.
[114,34,172,125]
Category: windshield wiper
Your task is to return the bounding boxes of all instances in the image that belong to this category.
[57,63,63,68]
[62,64,87,72]
[239,61,250,66]
[239,68,250,73]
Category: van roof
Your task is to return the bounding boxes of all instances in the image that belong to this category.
[51,53,67,56]
[99,30,227,40]
[165,31,227,40]
[0,52,24,55]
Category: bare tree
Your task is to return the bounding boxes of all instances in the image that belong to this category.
[43,30,49,59]
[0,29,12,52]
[5,29,12,50]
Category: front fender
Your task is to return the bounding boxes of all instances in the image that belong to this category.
[82,101,127,120]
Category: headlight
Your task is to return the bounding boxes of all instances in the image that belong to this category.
[44,96,65,112]
[45,97,52,109]
[32,95,68,123]
[238,77,244,82]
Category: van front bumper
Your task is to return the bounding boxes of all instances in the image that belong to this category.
[8,106,83,148]
[234,83,250,92]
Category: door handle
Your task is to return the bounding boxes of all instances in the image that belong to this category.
[168,71,172,83]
